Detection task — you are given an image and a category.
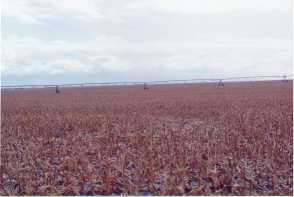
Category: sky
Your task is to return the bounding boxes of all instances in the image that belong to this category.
[1,0,293,85]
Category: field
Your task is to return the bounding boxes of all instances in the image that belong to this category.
[1,81,293,195]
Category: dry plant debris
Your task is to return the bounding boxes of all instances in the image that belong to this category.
[1,81,293,195]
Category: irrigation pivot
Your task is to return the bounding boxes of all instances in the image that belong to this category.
[0,74,292,91]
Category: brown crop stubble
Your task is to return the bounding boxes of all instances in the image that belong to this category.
[0,81,293,195]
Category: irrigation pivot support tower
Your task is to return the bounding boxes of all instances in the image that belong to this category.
[56,85,60,93]
[282,75,288,83]
[218,79,224,86]
[144,83,149,90]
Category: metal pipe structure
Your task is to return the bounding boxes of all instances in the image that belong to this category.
[1,74,292,90]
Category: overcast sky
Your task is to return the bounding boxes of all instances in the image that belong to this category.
[1,0,292,85]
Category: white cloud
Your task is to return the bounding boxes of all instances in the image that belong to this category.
[158,37,291,75]
[4,0,291,25]
[2,34,291,78]
[2,0,52,24]
[126,0,291,15]
[1,0,292,84]
[2,0,105,24]
[49,0,104,21]
[2,34,135,75]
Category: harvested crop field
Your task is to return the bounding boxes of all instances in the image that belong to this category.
[1,81,293,195]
